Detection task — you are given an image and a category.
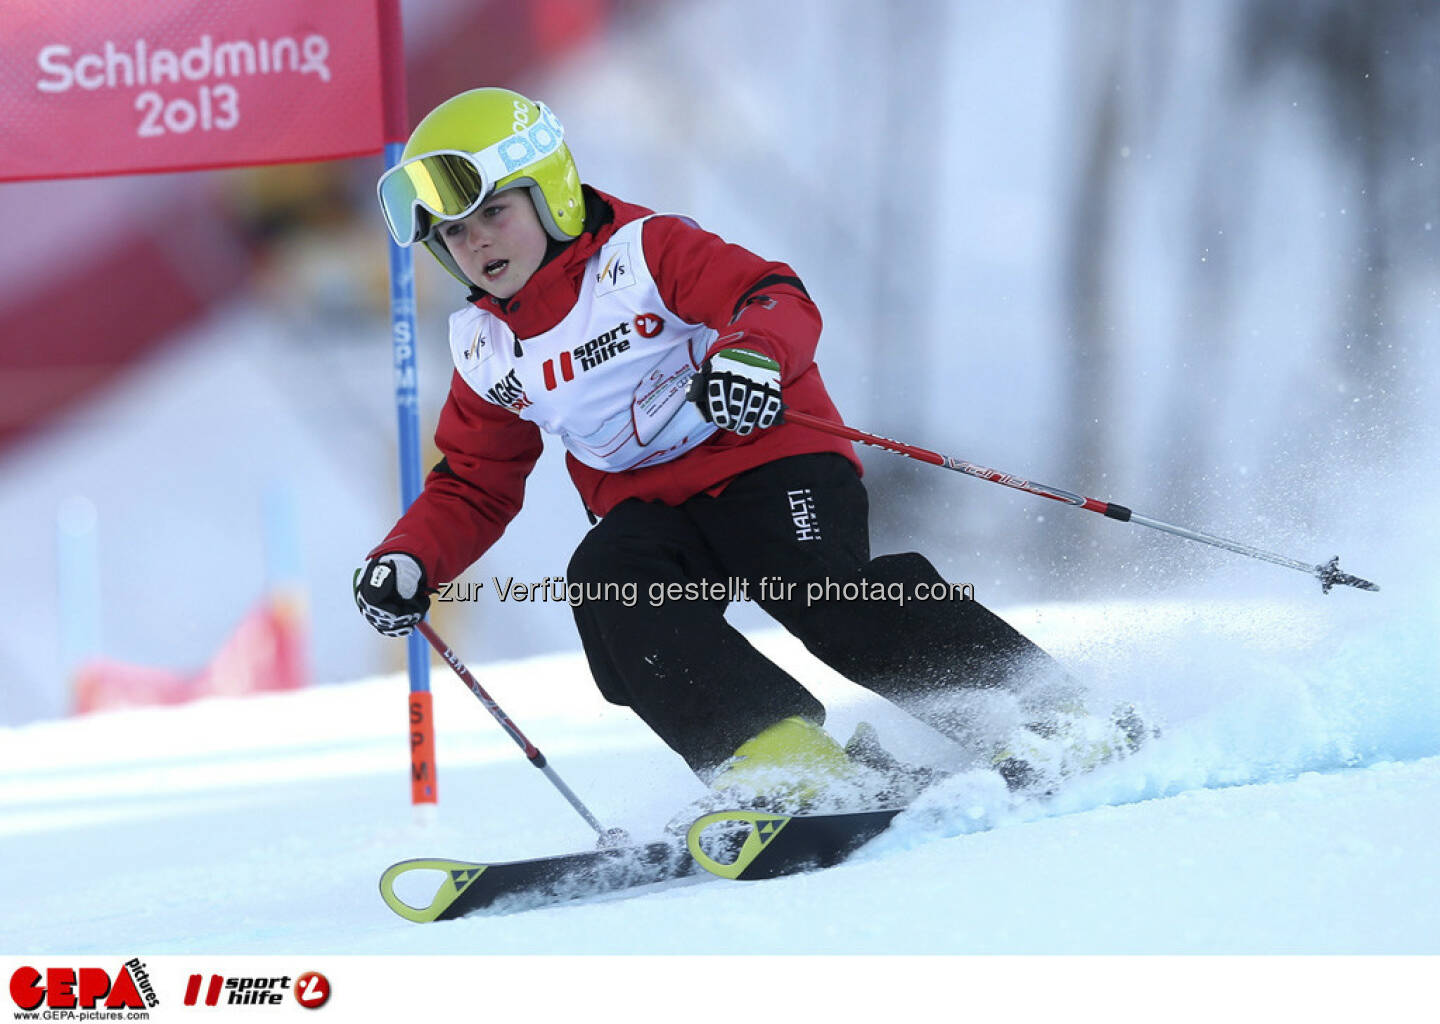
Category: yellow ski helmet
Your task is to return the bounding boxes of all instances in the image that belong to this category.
[377,87,584,284]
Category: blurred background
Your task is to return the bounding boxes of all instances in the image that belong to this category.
[1,0,1435,726]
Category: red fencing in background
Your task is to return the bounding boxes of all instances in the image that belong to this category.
[73,593,308,714]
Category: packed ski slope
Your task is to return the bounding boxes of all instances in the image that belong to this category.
[2,588,1435,957]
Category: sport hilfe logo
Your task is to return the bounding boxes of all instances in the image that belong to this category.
[293,972,330,1010]
[543,319,631,390]
[184,972,330,1009]
[9,959,158,1011]
[540,314,665,390]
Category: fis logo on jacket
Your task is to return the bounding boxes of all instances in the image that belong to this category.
[594,243,634,295]
[464,326,489,362]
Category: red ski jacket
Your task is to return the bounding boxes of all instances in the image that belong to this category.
[370,188,858,585]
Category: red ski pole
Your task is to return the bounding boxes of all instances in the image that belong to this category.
[782,408,1378,594]
[417,621,627,845]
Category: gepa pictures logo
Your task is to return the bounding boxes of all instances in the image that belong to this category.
[9,958,158,1012]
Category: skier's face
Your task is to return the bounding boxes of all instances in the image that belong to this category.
[436,190,548,299]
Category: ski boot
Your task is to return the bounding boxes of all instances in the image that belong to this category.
[843,721,948,806]
[992,701,1156,796]
[667,716,865,841]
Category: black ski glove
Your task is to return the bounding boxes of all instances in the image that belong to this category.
[354,553,429,637]
[687,347,783,436]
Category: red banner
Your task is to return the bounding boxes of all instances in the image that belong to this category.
[0,0,392,182]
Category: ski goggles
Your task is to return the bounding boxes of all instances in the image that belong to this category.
[376,103,566,246]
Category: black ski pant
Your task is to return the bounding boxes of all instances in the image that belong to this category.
[567,453,1061,774]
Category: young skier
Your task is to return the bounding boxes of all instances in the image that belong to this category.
[355,87,1141,810]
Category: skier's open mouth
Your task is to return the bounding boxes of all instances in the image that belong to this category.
[483,259,508,279]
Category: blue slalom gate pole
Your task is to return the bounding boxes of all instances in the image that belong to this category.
[384,141,436,808]
[378,0,436,809]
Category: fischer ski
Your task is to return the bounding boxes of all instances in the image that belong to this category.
[381,806,911,919]
[379,838,699,921]
[685,807,904,881]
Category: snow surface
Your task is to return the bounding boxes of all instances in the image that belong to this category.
[2,594,1435,958]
